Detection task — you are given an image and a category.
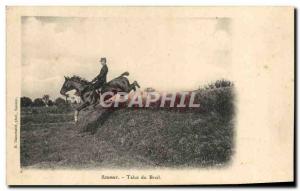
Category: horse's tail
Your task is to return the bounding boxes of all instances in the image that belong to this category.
[120,71,129,77]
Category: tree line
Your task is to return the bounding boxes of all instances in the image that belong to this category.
[21,95,71,107]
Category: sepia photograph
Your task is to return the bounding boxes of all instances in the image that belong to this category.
[20,15,235,169]
[6,6,294,185]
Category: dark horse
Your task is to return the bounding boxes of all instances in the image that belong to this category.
[60,72,140,122]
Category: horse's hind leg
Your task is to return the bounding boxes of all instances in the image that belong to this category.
[129,81,140,92]
[133,81,140,88]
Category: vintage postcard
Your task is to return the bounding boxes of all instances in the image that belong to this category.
[6,6,294,185]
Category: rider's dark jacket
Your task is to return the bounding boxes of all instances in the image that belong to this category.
[91,64,108,90]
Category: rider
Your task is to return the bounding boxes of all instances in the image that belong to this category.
[91,57,108,92]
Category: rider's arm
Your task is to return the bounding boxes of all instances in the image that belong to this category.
[91,72,102,83]
[99,65,108,77]
[91,65,108,83]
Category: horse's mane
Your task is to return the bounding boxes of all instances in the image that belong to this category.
[70,75,90,85]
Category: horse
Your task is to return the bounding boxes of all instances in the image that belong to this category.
[60,72,140,122]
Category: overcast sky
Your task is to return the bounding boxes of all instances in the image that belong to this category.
[21,16,231,99]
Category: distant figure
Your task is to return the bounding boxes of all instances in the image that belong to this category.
[91,57,108,92]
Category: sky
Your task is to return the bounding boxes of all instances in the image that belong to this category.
[21,16,231,99]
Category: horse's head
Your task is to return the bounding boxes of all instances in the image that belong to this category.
[60,76,75,96]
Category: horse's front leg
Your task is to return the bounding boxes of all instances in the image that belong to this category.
[74,110,78,123]
[74,102,90,122]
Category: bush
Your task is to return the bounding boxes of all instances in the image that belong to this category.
[203,79,233,90]
[33,98,45,107]
[21,97,33,107]
[48,100,54,106]
[54,97,73,113]
[55,97,67,106]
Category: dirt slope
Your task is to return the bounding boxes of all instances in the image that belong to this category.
[76,86,235,168]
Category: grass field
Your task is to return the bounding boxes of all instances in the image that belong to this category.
[21,84,235,169]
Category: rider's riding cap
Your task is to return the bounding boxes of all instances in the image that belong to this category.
[100,57,107,62]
